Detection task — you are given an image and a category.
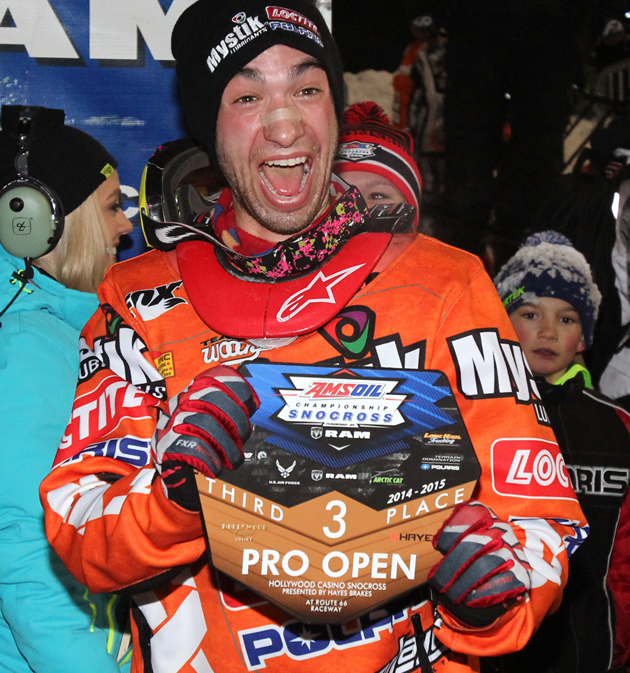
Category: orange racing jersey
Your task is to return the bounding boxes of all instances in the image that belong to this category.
[41,233,587,673]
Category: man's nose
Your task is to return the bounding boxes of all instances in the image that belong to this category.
[262,107,305,147]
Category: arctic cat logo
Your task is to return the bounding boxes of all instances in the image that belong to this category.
[449,329,541,404]
[125,281,186,321]
[206,14,266,73]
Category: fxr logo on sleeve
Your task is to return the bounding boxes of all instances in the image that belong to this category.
[491,438,577,500]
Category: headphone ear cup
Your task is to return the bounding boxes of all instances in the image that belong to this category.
[0,177,64,259]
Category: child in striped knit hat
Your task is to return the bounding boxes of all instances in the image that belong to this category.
[333,101,422,231]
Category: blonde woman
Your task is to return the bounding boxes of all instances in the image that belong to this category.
[0,105,132,672]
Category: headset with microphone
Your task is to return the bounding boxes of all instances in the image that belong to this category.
[0,106,64,261]
[0,106,66,323]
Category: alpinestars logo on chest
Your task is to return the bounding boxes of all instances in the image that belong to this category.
[276,264,365,323]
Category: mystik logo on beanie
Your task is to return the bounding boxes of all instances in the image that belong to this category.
[206,6,323,75]
[207,14,267,73]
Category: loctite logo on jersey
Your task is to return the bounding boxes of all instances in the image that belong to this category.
[55,374,155,464]
[491,438,577,500]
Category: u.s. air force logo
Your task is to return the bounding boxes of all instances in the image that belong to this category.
[240,363,459,468]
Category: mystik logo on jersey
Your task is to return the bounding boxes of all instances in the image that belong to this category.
[448,329,550,424]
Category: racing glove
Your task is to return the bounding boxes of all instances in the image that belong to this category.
[153,366,259,507]
[428,500,532,628]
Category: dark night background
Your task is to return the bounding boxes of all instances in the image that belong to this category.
[332,1,433,72]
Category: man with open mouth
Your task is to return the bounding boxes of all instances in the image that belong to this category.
[41,2,587,672]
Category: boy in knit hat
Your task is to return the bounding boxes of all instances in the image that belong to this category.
[333,101,422,230]
[489,230,630,673]
[494,230,602,386]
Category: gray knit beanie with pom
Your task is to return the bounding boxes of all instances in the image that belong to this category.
[494,230,602,348]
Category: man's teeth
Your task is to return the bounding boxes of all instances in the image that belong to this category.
[264,156,308,167]
[259,157,311,197]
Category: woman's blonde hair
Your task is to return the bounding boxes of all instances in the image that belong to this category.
[35,188,113,294]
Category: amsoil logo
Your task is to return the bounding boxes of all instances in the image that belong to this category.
[277,373,406,429]
[491,438,577,500]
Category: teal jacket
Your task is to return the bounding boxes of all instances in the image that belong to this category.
[0,246,131,672]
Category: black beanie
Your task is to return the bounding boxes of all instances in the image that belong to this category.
[171,0,345,158]
[0,105,118,216]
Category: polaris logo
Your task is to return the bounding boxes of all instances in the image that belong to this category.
[567,464,630,496]
[206,14,266,73]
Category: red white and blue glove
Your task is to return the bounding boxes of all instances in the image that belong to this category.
[153,366,259,509]
[428,500,532,627]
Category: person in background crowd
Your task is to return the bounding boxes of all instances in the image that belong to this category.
[437,0,628,273]
[40,2,586,671]
[488,230,630,673]
[0,104,132,672]
[333,101,422,230]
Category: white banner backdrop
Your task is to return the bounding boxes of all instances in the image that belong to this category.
[0,1,334,259]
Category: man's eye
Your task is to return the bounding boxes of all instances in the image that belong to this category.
[370,192,390,200]
[235,94,258,104]
[298,87,320,96]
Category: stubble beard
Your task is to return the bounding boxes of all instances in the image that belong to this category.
[217,140,337,237]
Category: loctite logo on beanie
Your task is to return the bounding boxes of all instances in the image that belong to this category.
[267,6,321,36]
[266,6,323,45]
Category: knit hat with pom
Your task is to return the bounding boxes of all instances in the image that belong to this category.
[494,230,602,348]
[333,101,422,228]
